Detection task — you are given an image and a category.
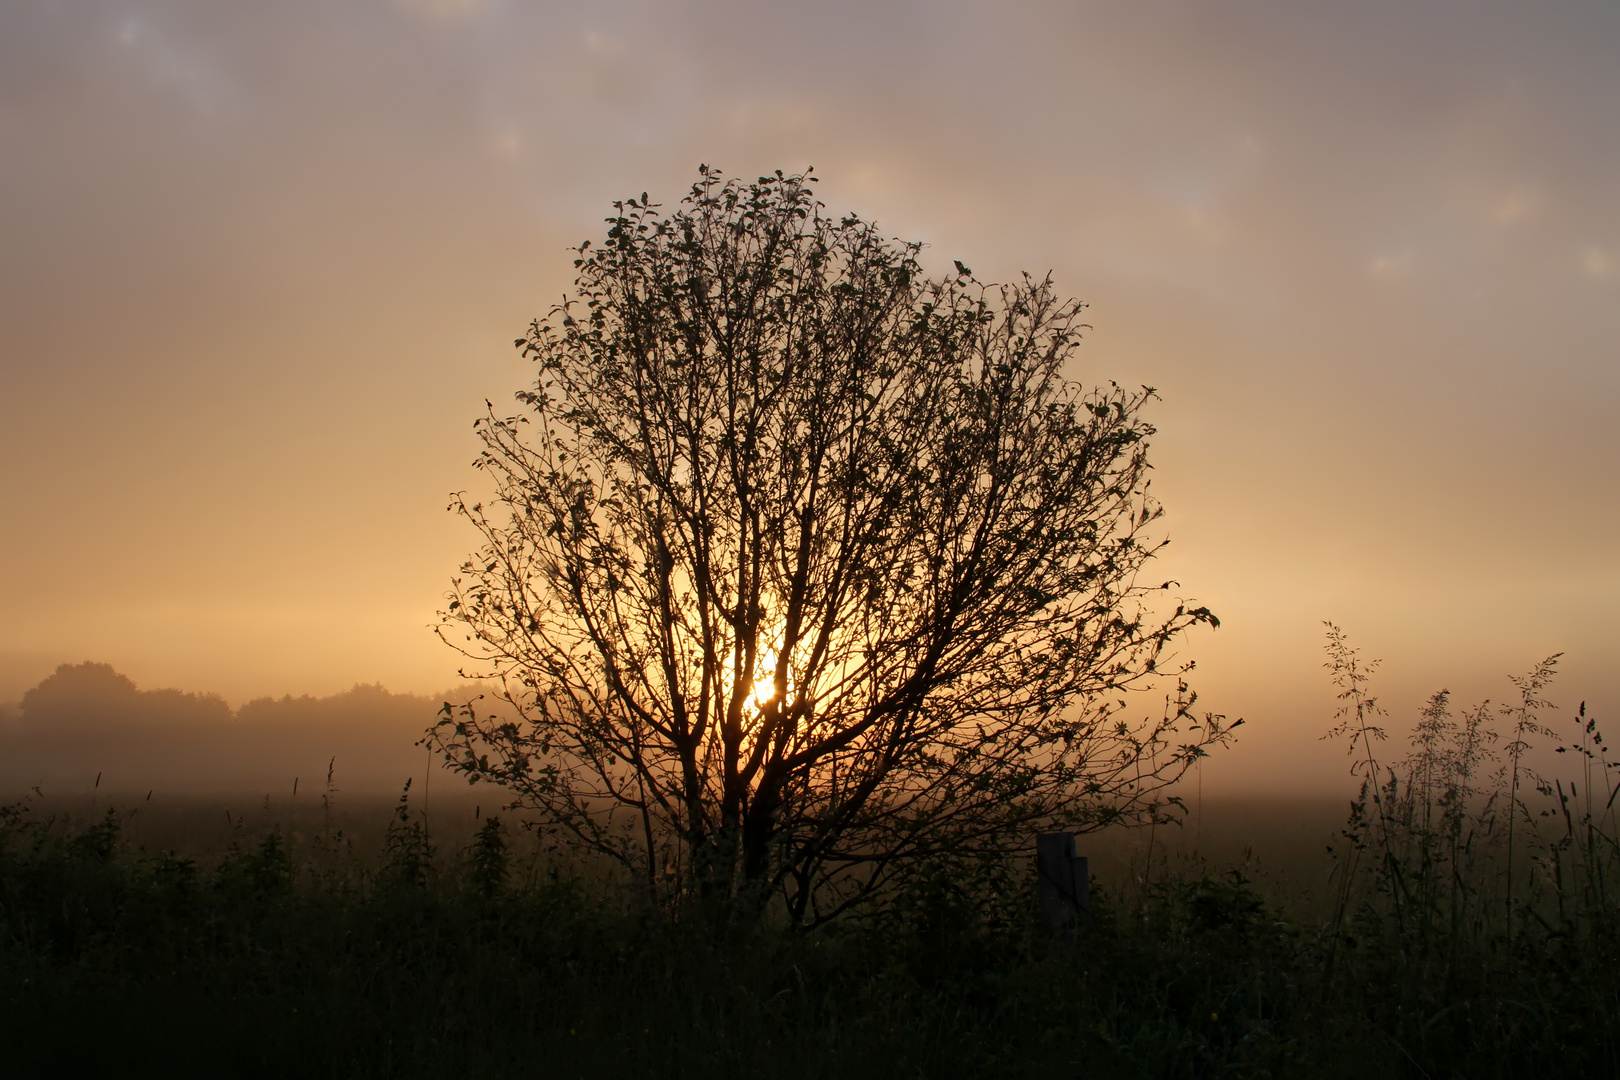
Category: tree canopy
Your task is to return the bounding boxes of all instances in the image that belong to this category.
[434,167,1234,923]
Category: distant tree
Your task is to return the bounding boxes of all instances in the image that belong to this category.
[433,167,1234,923]
[2,665,443,795]
[21,662,140,721]
[20,661,230,728]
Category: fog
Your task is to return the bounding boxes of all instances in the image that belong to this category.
[0,661,476,796]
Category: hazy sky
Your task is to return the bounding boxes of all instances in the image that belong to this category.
[3,0,1616,792]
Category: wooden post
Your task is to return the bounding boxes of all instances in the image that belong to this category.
[1037,832,1091,935]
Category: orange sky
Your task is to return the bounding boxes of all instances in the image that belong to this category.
[2,0,1616,793]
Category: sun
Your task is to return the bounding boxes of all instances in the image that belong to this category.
[749,646,782,710]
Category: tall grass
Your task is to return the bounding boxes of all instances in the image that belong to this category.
[1315,626,1619,1071]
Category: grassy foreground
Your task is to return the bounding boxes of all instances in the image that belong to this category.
[1,785,1616,1080]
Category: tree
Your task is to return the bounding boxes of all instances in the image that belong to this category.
[433,167,1234,924]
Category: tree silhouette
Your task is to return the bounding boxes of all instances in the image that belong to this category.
[433,167,1234,923]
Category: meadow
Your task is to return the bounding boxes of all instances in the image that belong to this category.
[1,778,1613,1078]
[3,647,1616,1077]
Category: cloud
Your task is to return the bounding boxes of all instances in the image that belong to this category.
[113,14,235,118]
[1368,251,1416,279]
[1490,188,1541,224]
[393,0,488,20]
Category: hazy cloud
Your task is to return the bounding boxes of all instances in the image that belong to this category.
[2,0,1616,792]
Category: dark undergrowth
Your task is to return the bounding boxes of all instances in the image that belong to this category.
[3,635,1616,1078]
[1,792,1615,1080]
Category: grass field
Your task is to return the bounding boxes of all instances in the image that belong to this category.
[3,780,1615,1079]
[3,641,1613,1077]
[5,789,1349,886]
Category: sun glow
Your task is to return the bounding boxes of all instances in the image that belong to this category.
[749,646,782,711]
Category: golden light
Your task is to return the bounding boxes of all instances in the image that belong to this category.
[749,646,782,711]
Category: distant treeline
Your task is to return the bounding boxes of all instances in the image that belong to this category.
[0,662,493,796]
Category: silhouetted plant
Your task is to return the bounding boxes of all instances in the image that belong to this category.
[221,829,293,895]
[1319,625,1620,1019]
[466,814,508,903]
[1321,622,1396,956]
[433,166,1235,923]
[381,779,435,888]
[1500,653,1560,934]
[67,808,122,864]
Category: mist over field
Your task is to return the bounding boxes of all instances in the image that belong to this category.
[0,661,484,797]
[0,663,1360,917]
[0,650,1589,815]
